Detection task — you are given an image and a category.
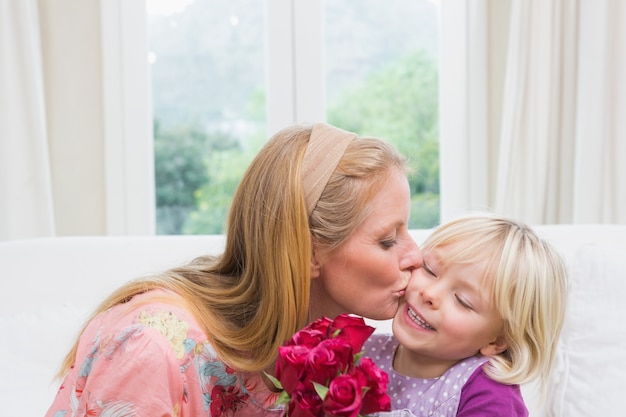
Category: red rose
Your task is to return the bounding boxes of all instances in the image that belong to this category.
[351,357,391,414]
[361,389,391,414]
[322,374,363,417]
[272,314,390,417]
[307,316,333,334]
[289,386,324,417]
[329,314,366,331]
[276,344,310,394]
[329,314,375,352]
[305,338,354,386]
[354,356,389,391]
[289,328,327,348]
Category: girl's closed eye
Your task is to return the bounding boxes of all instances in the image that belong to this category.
[423,262,437,277]
[455,294,474,310]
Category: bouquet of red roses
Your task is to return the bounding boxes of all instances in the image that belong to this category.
[267,314,391,417]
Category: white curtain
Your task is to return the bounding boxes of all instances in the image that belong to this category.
[0,0,56,240]
[441,0,626,225]
[495,0,626,224]
[0,0,154,241]
[570,0,626,223]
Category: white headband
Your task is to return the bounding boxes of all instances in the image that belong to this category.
[302,123,357,215]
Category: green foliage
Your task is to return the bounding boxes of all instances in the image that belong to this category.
[328,50,440,228]
[149,0,267,234]
[155,49,440,233]
[184,148,250,234]
[410,193,440,229]
[183,127,266,234]
[154,122,207,234]
[154,121,243,234]
[151,1,440,234]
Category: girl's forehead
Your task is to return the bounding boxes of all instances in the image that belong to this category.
[426,243,499,287]
[424,242,494,265]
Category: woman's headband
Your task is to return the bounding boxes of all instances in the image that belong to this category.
[302,123,357,216]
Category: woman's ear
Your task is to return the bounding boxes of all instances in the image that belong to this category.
[310,241,322,279]
[479,336,508,357]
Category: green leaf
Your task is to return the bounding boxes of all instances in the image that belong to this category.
[263,372,283,391]
[275,390,291,406]
[313,381,329,400]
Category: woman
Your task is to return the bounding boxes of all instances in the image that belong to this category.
[45,122,423,417]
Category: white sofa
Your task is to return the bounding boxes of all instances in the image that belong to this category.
[1,225,625,416]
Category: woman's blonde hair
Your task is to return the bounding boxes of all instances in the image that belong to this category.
[57,123,408,376]
[421,213,568,392]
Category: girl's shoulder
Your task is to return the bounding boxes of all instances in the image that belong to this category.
[457,365,528,416]
[362,333,397,369]
[363,332,397,351]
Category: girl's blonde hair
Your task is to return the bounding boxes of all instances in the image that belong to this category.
[58,123,407,376]
[421,213,568,391]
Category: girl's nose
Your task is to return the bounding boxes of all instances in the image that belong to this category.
[406,268,439,309]
[419,283,440,309]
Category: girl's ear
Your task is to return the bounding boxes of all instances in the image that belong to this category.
[479,336,508,357]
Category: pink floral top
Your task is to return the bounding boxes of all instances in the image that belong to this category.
[45,289,283,417]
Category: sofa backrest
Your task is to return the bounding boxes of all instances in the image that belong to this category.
[1,225,624,416]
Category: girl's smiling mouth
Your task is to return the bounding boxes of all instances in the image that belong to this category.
[407,306,436,331]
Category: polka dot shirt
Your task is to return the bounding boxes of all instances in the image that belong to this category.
[363,334,489,417]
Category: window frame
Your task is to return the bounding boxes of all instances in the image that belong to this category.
[103,0,457,234]
[101,0,155,234]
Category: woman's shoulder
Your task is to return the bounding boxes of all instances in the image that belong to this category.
[130,290,208,340]
[85,289,214,362]
[101,290,281,412]
[53,289,279,417]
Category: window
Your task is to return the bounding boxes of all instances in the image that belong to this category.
[147,0,439,234]
[324,0,440,228]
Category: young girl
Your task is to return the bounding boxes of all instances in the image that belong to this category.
[364,213,568,416]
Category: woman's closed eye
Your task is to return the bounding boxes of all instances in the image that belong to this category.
[380,238,397,249]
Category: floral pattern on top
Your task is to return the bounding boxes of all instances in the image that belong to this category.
[44,289,283,417]
[138,309,189,359]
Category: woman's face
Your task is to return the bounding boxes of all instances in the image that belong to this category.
[310,169,423,321]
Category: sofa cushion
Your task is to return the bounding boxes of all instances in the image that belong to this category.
[555,243,626,416]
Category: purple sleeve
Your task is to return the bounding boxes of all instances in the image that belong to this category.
[457,366,528,417]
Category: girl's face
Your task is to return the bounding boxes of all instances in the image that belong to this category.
[392,244,507,378]
[310,169,423,321]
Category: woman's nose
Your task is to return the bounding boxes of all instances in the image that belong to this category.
[402,237,423,271]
